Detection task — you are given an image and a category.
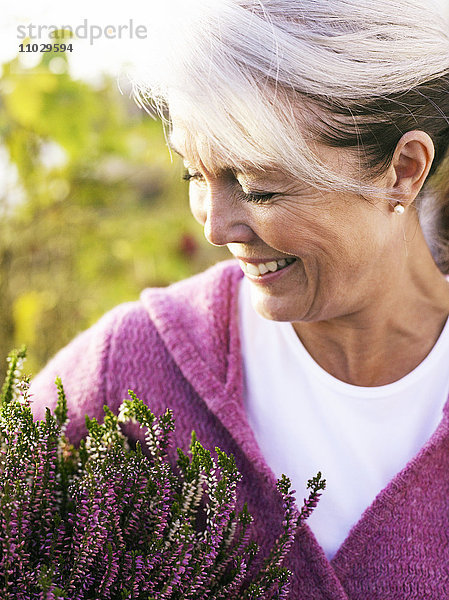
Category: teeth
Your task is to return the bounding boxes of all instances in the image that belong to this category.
[238,257,296,276]
[246,263,261,276]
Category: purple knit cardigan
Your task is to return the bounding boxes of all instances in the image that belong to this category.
[29,259,449,599]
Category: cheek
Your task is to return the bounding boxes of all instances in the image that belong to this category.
[259,206,344,258]
[260,205,377,278]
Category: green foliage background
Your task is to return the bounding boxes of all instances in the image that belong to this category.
[0,49,227,378]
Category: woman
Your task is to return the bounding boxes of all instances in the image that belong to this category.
[30,0,449,597]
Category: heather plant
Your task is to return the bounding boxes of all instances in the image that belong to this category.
[0,348,326,600]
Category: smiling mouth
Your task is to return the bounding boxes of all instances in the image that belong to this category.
[238,257,297,277]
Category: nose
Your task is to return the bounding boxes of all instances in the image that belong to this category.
[204,207,255,246]
[191,184,255,247]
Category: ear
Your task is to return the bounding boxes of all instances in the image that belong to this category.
[389,130,435,204]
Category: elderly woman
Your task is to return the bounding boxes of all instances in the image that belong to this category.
[30,0,449,597]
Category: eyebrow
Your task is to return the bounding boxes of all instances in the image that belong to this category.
[167,133,230,175]
[167,133,275,180]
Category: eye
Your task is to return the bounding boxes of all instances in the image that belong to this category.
[182,168,275,204]
[182,169,205,183]
[243,191,275,204]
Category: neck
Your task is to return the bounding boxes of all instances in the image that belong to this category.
[293,230,449,387]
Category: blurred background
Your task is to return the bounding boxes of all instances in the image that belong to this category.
[0,5,228,379]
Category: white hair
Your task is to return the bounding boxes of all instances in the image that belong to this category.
[128,0,449,253]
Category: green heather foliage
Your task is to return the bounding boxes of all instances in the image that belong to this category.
[0,349,326,599]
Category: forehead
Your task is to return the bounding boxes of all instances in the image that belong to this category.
[167,129,211,165]
[167,124,281,180]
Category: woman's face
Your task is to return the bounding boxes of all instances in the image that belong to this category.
[170,124,407,324]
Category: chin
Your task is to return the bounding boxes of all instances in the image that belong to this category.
[250,292,307,323]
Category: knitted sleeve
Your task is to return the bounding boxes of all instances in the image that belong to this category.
[28,301,146,446]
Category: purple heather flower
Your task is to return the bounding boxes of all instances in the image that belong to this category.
[0,355,325,599]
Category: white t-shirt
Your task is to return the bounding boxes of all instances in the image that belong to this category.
[239,277,449,560]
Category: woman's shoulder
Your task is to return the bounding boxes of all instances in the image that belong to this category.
[111,258,243,354]
[139,259,242,330]
[140,258,241,309]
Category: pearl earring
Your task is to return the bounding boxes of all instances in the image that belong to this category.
[394,203,405,215]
